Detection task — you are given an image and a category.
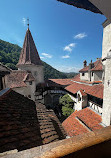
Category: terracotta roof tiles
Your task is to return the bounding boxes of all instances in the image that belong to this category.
[5,70,35,88]
[62,107,103,137]
[79,59,103,72]
[5,70,27,88]
[65,82,103,99]
[50,78,73,86]
[0,89,66,153]
[91,60,103,71]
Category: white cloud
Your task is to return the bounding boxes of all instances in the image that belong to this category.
[74,33,87,39]
[42,53,52,58]
[61,55,70,59]
[63,43,76,52]
[55,66,81,73]
[22,18,27,26]
[40,56,45,59]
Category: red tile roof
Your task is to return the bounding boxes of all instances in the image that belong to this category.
[5,70,35,88]
[79,66,89,72]
[79,59,102,72]
[5,70,27,88]
[71,74,80,82]
[65,82,103,99]
[49,79,73,86]
[0,89,43,153]
[0,89,66,153]
[62,107,103,137]
[17,28,42,66]
[91,60,103,71]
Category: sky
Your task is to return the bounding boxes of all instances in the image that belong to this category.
[0,0,106,72]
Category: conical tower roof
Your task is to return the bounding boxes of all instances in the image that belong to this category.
[17,28,42,66]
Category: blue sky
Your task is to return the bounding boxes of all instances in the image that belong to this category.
[0,0,105,72]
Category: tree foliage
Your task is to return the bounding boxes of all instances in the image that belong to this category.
[60,94,74,117]
[0,39,78,79]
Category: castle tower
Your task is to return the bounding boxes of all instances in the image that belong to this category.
[17,27,44,86]
[102,20,111,126]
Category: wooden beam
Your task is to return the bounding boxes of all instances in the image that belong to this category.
[36,126,111,158]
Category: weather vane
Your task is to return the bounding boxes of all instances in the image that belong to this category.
[27,18,29,28]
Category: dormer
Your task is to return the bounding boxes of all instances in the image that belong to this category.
[79,59,103,82]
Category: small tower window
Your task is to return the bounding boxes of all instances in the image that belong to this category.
[82,73,85,76]
[92,72,94,76]
[29,81,32,85]
[34,71,37,76]
[78,94,81,102]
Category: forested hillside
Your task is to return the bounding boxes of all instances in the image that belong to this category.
[0,39,77,79]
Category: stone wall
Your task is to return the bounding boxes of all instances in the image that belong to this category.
[13,80,36,101]
[93,71,102,81]
[18,64,44,85]
[80,72,89,81]
[102,20,111,61]
[102,20,111,126]
[102,58,111,126]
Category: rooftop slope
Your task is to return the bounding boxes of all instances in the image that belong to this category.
[79,59,103,72]
[0,89,66,153]
[62,107,103,137]
[5,70,35,88]
[65,82,103,99]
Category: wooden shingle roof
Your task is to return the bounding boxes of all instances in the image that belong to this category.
[17,28,42,66]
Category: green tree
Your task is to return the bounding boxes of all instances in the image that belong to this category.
[5,63,17,70]
[60,94,74,117]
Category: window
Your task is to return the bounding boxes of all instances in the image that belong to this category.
[92,72,94,76]
[78,94,81,102]
[34,71,37,76]
[28,95,31,98]
[82,73,85,76]
[29,81,32,85]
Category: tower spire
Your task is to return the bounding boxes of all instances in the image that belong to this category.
[17,26,42,66]
[27,18,29,28]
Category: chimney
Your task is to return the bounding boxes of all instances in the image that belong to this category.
[89,60,94,70]
[96,58,101,61]
[83,60,87,67]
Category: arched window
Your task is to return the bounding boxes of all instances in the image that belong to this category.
[78,94,81,102]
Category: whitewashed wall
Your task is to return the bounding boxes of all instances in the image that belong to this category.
[80,72,89,81]
[102,20,111,62]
